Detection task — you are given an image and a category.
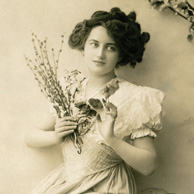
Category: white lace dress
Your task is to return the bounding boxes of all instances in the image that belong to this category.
[31,76,164,194]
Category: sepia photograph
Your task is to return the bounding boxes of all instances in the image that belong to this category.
[0,0,194,193]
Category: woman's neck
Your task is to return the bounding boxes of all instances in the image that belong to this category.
[87,71,116,87]
[85,71,116,97]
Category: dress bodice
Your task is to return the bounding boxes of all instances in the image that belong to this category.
[32,74,164,194]
[71,76,164,144]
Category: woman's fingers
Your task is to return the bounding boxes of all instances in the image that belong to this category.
[55,116,77,127]
[103,101,118,119]
[103,101,117,112]
[55,125,77,132]
[106,101,117,110]
[57,116,77,122]
[55,121,77,128]
[56,130,74,138]
[55,116,78,137]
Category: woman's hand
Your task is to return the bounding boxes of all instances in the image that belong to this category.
[97,100,118,141]
[55,116,77,141]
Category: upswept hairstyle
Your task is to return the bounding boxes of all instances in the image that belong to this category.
[68,7,150,68]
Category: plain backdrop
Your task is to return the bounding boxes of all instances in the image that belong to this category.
[1,0,194,194]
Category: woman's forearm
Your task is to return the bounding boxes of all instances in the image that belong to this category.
[106,136,157,176]
[25,128,63,148]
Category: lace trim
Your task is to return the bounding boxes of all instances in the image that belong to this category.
[131,128,157,140]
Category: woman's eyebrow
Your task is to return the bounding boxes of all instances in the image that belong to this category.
[88,39,99,42]
[89,39,117,46]
[106,43,117,46]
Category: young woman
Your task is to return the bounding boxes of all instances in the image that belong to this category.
[26,7,164,194]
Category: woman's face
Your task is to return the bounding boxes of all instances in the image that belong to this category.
[83,26,120,76]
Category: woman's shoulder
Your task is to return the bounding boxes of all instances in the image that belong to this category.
[111,77,164,107]
[117,77,164,95]
[112,77,165,139]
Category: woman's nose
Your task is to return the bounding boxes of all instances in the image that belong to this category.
[97,46,105,59]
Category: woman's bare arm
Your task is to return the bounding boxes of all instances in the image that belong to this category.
[25,113,77,148]
[106,135,157,176]
[98,101,157,176]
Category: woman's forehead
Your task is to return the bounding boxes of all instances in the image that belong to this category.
[86,26,116,44]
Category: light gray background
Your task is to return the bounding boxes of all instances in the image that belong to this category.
[1,0,194,193]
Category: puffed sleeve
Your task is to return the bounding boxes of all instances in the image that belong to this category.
[112,82,165,140]
[130,86,165,139]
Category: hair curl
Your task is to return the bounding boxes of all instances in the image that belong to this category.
[68,7,150,68]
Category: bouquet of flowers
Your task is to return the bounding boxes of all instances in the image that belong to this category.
[25,33,119,153]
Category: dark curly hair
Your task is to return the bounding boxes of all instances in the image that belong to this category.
[68,7,150,68]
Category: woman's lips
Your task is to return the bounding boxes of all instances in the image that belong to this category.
[93,60,105,66]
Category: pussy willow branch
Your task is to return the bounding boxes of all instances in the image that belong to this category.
[26,33,69,115]
[56,36,65,71]
[32,36,51,81]
[26,34,90,153]
[168,6,191,21]
[187,1,194,10]
[51,36,64,77]
[34,35,68,112]
[148,0,194,41]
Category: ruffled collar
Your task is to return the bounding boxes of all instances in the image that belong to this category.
[81,76,125,99]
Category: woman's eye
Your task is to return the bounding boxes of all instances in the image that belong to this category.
[107,46,116,51]
[91,42,98,47]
